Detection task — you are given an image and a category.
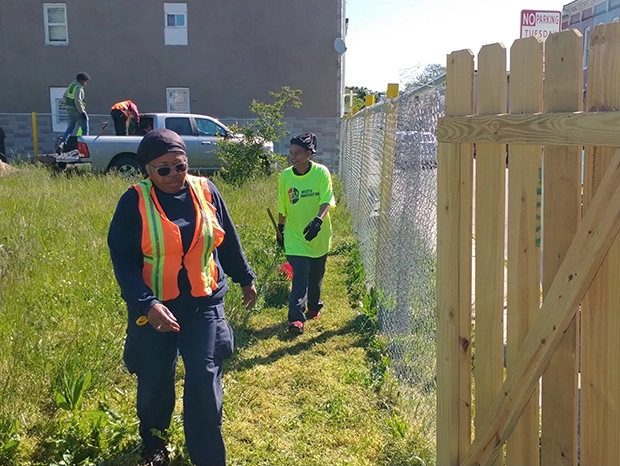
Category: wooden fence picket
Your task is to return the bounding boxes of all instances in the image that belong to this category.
[581,22,620,466]
[473,43,507,466]
[505,36,543,466]
[540,29,582,466]
[437,49,474,466]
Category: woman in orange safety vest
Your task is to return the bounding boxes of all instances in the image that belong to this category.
[107,129,257,466]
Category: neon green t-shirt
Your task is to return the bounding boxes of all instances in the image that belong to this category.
[278,162,336,258]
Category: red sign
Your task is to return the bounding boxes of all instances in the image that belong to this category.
[520,10,561,40]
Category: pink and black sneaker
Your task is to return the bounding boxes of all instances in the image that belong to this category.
[288,321,304,335]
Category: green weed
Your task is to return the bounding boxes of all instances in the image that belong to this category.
[0,418,20,463]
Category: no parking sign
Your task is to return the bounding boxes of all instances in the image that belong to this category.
[520,10,561,40]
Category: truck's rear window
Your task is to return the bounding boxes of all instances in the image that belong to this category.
[165,117,193,136]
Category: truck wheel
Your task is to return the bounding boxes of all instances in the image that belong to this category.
[109,157,144,178]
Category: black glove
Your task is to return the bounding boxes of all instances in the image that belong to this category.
[276,224,285,248]
[80,112,87,119]
[303,217,323,241]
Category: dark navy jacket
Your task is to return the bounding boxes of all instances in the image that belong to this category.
[107,178,255,322]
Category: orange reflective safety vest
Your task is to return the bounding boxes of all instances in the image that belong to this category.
[111,100,139,121]
[133,174,225,301]
[111,100,132,113]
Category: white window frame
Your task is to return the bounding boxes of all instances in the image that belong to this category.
[44,3,68,45]
[50,87,68,132]
[164,3,188,46]
[166,87,191,113]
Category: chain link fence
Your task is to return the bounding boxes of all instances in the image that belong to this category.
[340,81,445,454]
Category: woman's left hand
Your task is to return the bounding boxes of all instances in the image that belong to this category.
[242,284,257,309]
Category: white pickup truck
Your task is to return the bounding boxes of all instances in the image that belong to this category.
[47,113,273,176]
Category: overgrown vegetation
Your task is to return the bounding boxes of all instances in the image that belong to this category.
[217,86,302,186]
[0,164,434,465]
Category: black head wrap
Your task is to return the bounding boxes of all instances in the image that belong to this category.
[290,132,317,154]
[137,128,186,165]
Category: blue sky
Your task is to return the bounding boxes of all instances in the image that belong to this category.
[344,0,566,91]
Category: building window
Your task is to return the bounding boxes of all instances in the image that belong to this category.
[594,1,607,15]
[44,3,68,45]
[167,13,185,27]
[164,3,187,45]
[583,27,591,69]
[50,87,68,132]
[166,87,190,113]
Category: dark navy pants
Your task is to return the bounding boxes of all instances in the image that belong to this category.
[123,301,234,466]
[286,254,327,323]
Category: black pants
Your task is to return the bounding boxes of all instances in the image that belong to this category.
[111,109,128,135]
[286,254,327,323]
[123,301,234,466]
[0,139,5,157]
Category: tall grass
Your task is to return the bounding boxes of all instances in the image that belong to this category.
[0,168,129,412]
[0,165,434,465]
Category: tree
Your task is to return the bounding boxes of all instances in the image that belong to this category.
[344,86,375,112]
[217,86,302,186]
[404,64,446,92]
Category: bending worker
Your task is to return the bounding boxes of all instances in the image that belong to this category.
[110,100,140,135]
[107,128,257,466]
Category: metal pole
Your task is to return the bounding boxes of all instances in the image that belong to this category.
[31,112,39,156]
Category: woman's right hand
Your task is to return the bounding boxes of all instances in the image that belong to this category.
[277,224,285,248]
[147,303,180,332]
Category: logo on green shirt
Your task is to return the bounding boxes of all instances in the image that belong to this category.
[288,187,319,204]
[288,187,300,204]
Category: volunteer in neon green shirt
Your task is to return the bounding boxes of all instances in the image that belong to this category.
[277,133,336,335]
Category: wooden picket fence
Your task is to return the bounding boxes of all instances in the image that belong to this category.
[435,23,620,466]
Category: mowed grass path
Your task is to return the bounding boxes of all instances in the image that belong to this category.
[224,263,384,466]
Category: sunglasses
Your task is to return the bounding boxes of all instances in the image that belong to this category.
[149,161,188,177]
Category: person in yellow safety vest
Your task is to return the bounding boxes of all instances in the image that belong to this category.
[110,100,140,136]
[61,72,90,144]
[107,128,257,466]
